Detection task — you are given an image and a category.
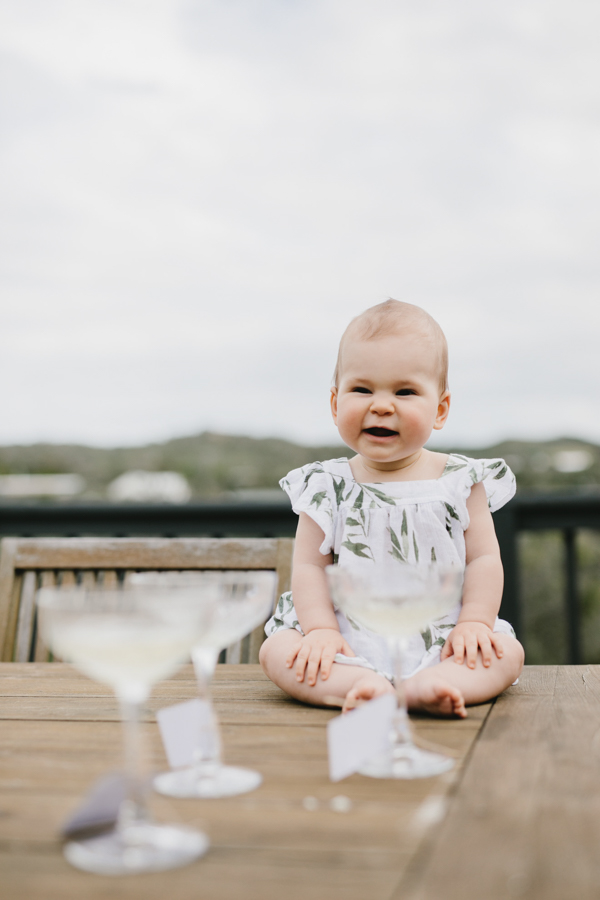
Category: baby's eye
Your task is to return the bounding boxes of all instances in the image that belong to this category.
[351,386,371,394]
[396,388,416,396]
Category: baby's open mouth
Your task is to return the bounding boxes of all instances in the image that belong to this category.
[364,427,399,437]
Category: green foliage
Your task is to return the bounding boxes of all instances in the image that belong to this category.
[519,532,567,664]
[0,433,598,499]
[519,530,600,665]
[0,433,348,499]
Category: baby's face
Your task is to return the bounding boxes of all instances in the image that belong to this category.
[330,331,449,469]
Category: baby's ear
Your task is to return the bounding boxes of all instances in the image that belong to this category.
[330,388,339,423]
[433,391,451,430]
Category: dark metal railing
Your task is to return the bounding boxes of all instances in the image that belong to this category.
[2,493,599,663]
[493,494,600,663]
[0,499,296,540]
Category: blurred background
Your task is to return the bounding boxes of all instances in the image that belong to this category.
[1,1,599,663]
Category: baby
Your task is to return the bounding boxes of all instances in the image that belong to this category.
[259,299,524,716]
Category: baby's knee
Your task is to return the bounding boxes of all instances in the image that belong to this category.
[258,636,270,670]
[259,631,299,676]
[498,634,525,679]
[258,634,277,673]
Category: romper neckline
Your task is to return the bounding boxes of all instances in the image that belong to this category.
[340,453,455,488]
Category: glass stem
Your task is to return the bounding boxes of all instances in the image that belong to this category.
[388,637,414,749]
[191,646,222,772]
[117,689,151,833]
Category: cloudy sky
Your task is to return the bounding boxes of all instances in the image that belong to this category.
[1,0,599,450]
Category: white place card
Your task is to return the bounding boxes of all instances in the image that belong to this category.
[327,693,396,782]
[61,772,127,838]
[156,698,214,769]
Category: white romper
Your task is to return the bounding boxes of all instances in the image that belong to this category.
[264,454,517,682]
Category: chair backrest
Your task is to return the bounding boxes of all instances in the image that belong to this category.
[0,537,293,664]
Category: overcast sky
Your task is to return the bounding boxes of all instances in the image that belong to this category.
[1,0,599,450]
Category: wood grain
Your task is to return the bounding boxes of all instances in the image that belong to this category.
[11,537,294,571]
[0,662,489,900]
[0,540,19,659]
[14,571,37,663]
[0,537,294,663]
[396,665,600,900]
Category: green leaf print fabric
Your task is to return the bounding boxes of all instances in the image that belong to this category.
[266,455,517,681]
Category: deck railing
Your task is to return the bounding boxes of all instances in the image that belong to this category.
[493,494,600,663]
[1,493,599,663]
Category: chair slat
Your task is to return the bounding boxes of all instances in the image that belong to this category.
[81,571,96,588]
[33,571,56,662]
[100,570,118,588]
[59,571,76,587]
[0,538,294,664]
[15,572,38,663]
[0,540,19,660]
[40,571,57,588]
[225,641,242,664]
[12,538,290,571]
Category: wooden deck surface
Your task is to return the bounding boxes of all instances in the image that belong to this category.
[0,664,596,899]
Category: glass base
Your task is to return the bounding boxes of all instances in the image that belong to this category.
[154,765,262,799]
[359,744,454,780]
[63,823,209,875]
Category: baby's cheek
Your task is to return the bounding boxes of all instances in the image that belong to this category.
[404,409,430,433]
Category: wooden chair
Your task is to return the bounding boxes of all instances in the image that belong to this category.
[0,537,293,664]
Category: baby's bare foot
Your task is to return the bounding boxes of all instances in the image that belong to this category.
[342,672,395,713]
[405,675,467,718]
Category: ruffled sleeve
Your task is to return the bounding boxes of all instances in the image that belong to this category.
[279,461,335,554]
[443,455,516,517]
[476,457,517,511]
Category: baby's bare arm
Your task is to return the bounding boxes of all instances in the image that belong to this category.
[291,512,337,631]
[280,513,355,684]
[442,482,506,667]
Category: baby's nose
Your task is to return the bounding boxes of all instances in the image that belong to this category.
[370,394,394,413]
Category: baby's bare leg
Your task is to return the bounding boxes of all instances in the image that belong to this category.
[405,634,524,715]
[259,630,394,707]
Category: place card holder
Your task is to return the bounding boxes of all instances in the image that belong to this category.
[60,773,127,840]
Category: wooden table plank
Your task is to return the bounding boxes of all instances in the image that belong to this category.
[0,663,491,900]
[398,665,600,900]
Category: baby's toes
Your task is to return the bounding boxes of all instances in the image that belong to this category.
[342,687,368,713]
[342,676,394,713]
[438,683,466,718]
[342,682,373,713]
[450,688,467,718]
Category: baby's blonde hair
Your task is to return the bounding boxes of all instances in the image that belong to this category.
[333,299,449,393]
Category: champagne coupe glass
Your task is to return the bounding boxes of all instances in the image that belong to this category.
[326,563,463,779]
[130,570,277,799]
[36,585,216,875]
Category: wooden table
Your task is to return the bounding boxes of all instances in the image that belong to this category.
[1,664,598,900]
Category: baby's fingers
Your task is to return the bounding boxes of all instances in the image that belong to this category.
[319,648,337,681]
[294,647,310,682]
[465,634,479,668]
[285,643,301,669]
[452,634,465,664]
[478,634,494,667]
[490,632,505,659]
[340,638,356,659]
[305,652,322,686]
[440,637,453,661]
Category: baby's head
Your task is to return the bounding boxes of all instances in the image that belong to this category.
[333,299,448,395]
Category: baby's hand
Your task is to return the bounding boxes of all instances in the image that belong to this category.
[286,628,355,686]
[440,622,504,669]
